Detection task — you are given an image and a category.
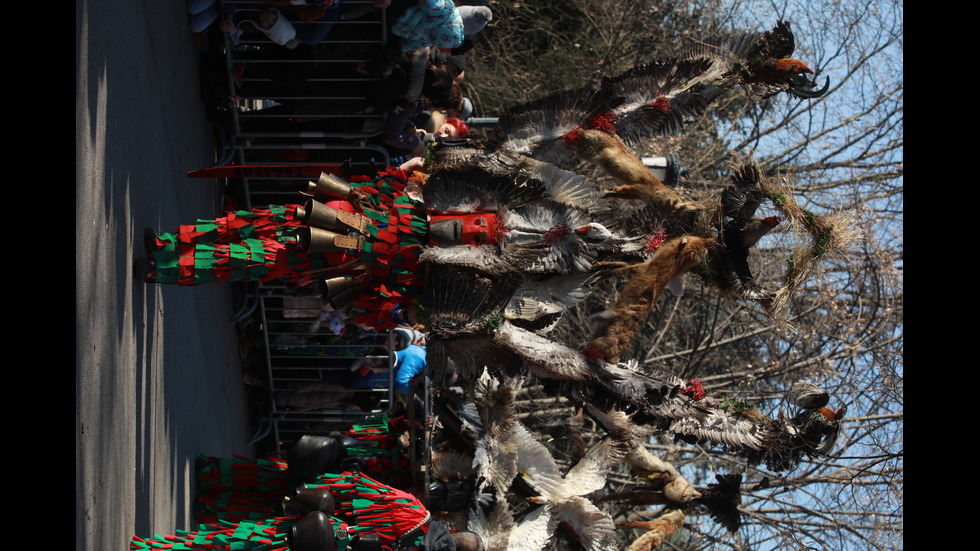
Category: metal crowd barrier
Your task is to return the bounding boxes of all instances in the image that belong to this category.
[244,283,397,451]
[205,0,404,453]
[217,0,392,169]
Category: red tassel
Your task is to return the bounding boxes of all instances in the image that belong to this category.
[587,111,617,134]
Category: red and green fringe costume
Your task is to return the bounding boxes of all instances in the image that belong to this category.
[344,415,411,475]
[132,471,428,551]
[308,471,430,549]
[195,455,291,524]
[343,169,426,331]
[130,516,303,551]
[146,168,427,331]
[193,416,411,523]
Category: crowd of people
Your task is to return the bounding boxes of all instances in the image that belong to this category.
[192,0,492,163]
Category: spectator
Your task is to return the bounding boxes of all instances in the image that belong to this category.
[392,326,427,397]
[381,62,468,157]
[262,1,347,46]
[391,0,465,52]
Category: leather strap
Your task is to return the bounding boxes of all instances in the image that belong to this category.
[333,234,366,251]
[336,210,371,235]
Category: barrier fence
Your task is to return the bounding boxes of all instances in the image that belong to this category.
[205,0,410,454]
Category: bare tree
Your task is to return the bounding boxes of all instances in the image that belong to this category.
[465,0,902,548]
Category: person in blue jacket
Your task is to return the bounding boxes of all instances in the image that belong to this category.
[392,326,427,397]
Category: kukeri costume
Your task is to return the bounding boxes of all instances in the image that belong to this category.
[133,416,446,551]
[143,168,426,332]
[130,471,447,551]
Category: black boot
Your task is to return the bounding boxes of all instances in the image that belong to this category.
[133,257,155,282]
[144,228,160,254]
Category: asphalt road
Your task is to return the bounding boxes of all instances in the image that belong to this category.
[76,2,252,549]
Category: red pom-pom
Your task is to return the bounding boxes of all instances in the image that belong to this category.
[561,127,582,147]
[544,223,570,244]
[681,377,706,401]
[646,228,666,252]
[647,96,671,112]
[581,344,604,361]
[587,111,618,134]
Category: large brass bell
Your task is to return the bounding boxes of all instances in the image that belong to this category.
[297,227,365,254]
[304,172,354,200]
[428,218,463,245]
[301,199,371,234]
[316,275,356,302]
[302,199,343,231]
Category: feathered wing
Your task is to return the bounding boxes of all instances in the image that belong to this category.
[431,450,478,481]
[423,165,548,213]
[550,496,619,551]
[669,408,767,450]
[426,333,524,388]
[470,489,521,551]
[505,505,556,551]
[428,140,603,210]
[512,422,565,499]
[471,425,519,494]
[558,437,628,499]
[785,380,830,410]
[721,163,768,227]
[420,244,519,276]
[473,368,519,439]
[494,321,601,383]
[485,434,520,493]
[507,424,622,551]
[499,201,601,274]
[529,160,602,209]
[495,85,603,161]
[715,236,776,305]
[585,403,645,444]
[676,29,761,84]
[814,419,842,455]
[504,272,601,333]
[759,19,797,60]
[599,57,722,148]
[422,265,517,334]
[698,473,744,534]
